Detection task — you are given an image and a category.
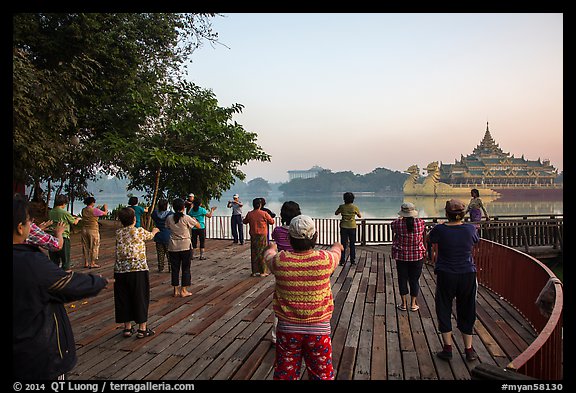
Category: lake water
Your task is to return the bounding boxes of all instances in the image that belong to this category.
[60,191,563,219]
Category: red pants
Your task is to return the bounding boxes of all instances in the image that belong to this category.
[273,332,334,380]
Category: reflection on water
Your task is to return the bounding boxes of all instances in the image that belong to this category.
[60,192,563,219]
[259,194,563,219]
[404,195,563,218]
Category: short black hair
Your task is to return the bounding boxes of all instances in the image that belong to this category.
[128,196,138,206]
[446,211,465,222]
[118,207,136,227]
[157,199,168,211]
[280,201,301,226]
[343,192,355,204]
[84,196,96,205]
[289,232,318,252]
[13,194,29,233]
[172,198,185,223]
[471,188,480,198]
[54,194,69,207]
[192,197,201,212]
[252,198,261,209]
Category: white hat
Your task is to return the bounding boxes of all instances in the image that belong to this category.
[289,215,316,240]
[233,194,239,198]
[398,202,418,217]
[188,193,194,198]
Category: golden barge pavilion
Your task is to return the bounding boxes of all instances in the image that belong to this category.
[438,123,561,198]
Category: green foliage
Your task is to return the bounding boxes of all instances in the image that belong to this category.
[13,13,270,215]
[13,13,220,189]
[247,177,272,195]
[116,80,270,208]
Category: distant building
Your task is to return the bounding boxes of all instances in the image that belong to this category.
[288,165,325,181]
[439,123,559,189]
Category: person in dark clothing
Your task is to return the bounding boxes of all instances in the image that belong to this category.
[259,197,276,242]
[151,199,173,272]
[428,199,480,362]
[13,195,108,380]
[335,192,362,265]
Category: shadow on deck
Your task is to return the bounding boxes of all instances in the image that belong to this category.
[65,221,537,380]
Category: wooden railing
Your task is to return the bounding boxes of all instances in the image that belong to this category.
[430,240,563,379]
[205,214,563,379]
[205,214,563,251]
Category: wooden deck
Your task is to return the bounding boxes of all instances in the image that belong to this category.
[63,220,537,380]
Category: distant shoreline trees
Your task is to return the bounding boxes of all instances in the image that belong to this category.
[61,166,407,199]
[279,168,407,195]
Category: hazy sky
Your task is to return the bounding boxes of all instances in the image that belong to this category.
[185,13,563,183]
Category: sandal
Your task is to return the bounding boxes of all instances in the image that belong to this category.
[89,264,100,269]
[396,304,407,311]
[410,305,420,312]
[136,328,155,339]
[122,326,136,338]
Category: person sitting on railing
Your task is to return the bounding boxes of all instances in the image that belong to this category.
[465,188,490,225]
[429,199,480,362]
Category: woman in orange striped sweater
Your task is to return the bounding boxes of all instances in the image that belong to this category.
[264,214,343,380]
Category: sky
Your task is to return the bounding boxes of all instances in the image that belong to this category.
[184,13,563,184]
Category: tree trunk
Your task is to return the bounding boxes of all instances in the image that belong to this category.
[56,180,64,198]
[145,167,161,230]
[46,179,52,211]
[32,178,42,202]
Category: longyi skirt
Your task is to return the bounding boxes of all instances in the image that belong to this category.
[114,271,150,324]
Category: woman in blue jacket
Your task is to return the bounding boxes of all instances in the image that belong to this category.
[151,198,173,272]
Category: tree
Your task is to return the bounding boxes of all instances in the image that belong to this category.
[13,13,220,200]
[103,80,270,228]
[279,168,407,195]
[247,177,271,195]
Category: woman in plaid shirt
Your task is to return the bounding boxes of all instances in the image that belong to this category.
[391,202,427,312]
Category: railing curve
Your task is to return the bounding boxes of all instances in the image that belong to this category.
[205,215,563,379]
[431,239,563,380]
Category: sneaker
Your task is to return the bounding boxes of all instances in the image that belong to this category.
[437,350,453,361]
[465,347,478,361]
[437,345,453,361]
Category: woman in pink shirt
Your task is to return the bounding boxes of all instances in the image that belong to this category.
[243,198,274,277]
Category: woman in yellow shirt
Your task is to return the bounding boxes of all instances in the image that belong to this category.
[335,192,362,265]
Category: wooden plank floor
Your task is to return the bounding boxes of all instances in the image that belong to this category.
[62,220,537,380]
